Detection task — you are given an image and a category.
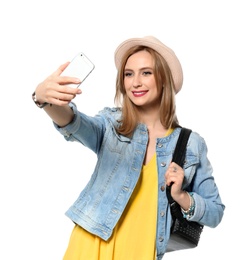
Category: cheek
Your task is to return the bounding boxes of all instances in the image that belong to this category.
[124,78,131,91]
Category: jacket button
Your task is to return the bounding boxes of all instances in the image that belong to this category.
[159,237,164,242]
[157,143,163,148]
[160,211,165,217]
[160,162,166,167]
[160,186,165,191]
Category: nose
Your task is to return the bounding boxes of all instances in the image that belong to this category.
[132,75,142,88]
[133,83,142,88]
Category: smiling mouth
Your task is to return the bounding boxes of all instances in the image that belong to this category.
[132,91,148,97]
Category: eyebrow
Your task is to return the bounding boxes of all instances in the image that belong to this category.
[124,66,153,71]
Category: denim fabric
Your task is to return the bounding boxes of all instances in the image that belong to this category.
[54,103,225,259]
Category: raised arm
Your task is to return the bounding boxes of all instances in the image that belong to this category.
[33,62,82,127]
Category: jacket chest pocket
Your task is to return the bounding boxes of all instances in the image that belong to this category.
[103,128,131,154]
[182,154,199,188]
[104,136,130,154]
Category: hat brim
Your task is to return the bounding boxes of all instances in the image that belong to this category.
[114,36,183,93]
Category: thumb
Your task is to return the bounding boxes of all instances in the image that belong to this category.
[53,62,70,76]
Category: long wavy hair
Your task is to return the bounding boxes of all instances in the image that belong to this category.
[115,46,179,137]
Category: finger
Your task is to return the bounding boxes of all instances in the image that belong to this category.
[58,76,82,86]
[52,62,71,77]
[165,164,183,186]
[49,98,71,107]
[58,85,82,96]
[48,90,77,103]
[172,166,178,172]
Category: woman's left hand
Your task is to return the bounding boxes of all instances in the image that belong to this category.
[165,162,185,201]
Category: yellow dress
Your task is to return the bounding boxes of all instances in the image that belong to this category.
[63,155,158,260]
[63,129,176,260]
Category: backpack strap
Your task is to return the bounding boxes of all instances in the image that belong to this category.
[166,127,192,226]
[172,127,192,166]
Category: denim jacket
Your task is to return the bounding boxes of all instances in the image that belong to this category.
[54,104,225,260]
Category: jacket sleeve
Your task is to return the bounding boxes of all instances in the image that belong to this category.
[185,133,225,228]
[53,102,106,154]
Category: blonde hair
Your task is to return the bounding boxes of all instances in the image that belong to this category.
[115,46,179,137]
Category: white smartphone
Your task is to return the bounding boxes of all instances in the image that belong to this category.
[61,52,95,88]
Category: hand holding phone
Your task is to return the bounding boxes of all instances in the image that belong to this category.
[61,52,95,88]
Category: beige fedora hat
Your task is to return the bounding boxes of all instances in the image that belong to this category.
[114,36,183,93]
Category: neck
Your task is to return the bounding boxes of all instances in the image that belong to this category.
[138,108,164,131]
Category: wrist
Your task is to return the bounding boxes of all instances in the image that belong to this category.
[181,192,195,219]
[32,92,50,108]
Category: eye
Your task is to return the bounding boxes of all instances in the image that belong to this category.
[124,71,133,77]
[142,71,153,76]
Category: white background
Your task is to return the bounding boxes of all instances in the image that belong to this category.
[0,0,249,259]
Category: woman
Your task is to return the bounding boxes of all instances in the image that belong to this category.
[32,36,225,260]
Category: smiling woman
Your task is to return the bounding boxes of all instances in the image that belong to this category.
[124,51,160,106]
[32,35,225,260]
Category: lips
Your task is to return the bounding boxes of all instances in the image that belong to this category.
[132,90,148,97]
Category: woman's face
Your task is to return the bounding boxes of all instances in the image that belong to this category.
[124,50,161,110]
